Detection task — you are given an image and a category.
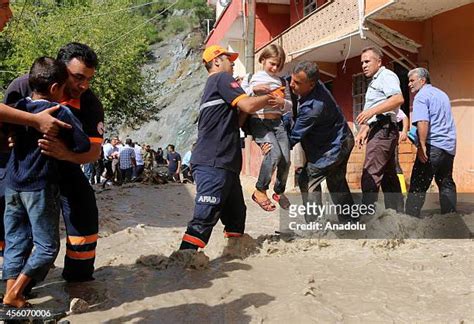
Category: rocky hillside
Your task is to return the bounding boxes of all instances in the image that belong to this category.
[117,31,207,153]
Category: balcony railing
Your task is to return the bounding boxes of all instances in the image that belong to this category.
[255,0,359,65]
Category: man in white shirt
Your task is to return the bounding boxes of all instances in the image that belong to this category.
[132,142,144,181]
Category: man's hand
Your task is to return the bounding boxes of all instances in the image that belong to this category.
[399,131,408,144]
[355,109,375,125]
[253,84,271,95]
[355,126,369,149]
[260,142,272,155]
[33,105,72,136]
[269,96,285,109]
[38,134,70,160]
[416,144,429,163]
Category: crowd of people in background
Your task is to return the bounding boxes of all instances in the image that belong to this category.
[83,139,195,187]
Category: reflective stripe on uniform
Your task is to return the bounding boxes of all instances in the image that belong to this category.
[89,137,103,144]
[231,94,247,107]
[182,234,206,248]
[66,249,96,260]
[224,231,243,238]
[199,99,225,111]
[67,234,98,245]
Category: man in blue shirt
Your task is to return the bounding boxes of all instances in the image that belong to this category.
[405,68,457,217]
[355,46,404,212]
[179,45,275,250]
[289,61,355,223]
[119,138,136,183]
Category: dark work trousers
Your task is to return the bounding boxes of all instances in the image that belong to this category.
[180,165,246,250]
[59,163,99,282]
[405,145,456,217]
[298,135,355,222]
[361,122,404,212]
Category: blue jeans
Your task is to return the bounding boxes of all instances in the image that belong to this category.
[249,118,290,194]
[3,184,60,282]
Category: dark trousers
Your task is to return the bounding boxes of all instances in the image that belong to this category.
[59,164,99,282]
[181,165,246,249]
[120,167,133,183]
[95,160,104,184]
[405,145,456,217]
[298,135,355,222]
[361,123,403,211]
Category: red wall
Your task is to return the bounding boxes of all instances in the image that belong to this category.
[255,4,290,50]
[206,0,242,46]
[331,56,361,123]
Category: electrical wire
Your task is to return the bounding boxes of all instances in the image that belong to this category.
[98,0,179,51]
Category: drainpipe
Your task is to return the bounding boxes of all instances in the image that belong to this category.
[242,0,246,39]
[244,0,256,175]
[358,0,367,39]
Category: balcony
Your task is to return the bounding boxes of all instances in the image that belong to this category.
[255,0,360,68]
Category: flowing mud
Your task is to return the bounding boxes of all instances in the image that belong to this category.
[1,180,471,323]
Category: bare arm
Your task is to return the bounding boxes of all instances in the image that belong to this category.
[238,111,249,128]
[399,114,409,143]
[38,136,102,164]
[356,94,404,125]
[402,114,409,133]
[0,103,71,136]
[416,121,429,163]
[355,124,370,149]
[236,94,272,114]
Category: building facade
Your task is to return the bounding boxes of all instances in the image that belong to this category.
[208,0,474,191]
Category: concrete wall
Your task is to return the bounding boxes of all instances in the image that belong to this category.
[418,3,474,192]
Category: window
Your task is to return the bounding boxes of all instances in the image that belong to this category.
[303,0,317,16]
[352,73,369,128]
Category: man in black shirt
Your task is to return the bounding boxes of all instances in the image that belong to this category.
[2,43,104,283]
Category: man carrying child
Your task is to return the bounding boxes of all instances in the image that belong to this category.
[2,57,90,308]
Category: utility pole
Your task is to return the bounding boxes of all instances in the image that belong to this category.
[245,0,256,74]
[244,0,256,175]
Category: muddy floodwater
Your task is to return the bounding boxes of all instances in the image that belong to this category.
[2,179,472,323]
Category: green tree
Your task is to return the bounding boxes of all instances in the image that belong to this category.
[0,0,211,125]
